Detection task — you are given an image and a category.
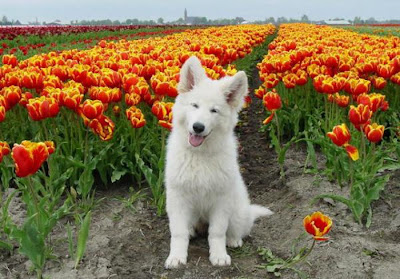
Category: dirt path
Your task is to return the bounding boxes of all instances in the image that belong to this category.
[1,72,400,279]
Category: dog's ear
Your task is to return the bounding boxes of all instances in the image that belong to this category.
[223,71,248,109]
[178,56,207,93]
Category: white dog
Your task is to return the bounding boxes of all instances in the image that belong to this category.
[164,56,272,268]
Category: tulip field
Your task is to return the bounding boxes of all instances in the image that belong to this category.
[1,23,400,278]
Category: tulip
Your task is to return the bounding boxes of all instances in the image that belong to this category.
[2,54,18,67]
[26,96,60,121]
[19,92,33,108]
[376,64,395,79]
[81,100,104,120]
[0,106,5,122]
[262,73,279,89]
[254,86,266,99]
[11,141,54,177]
[151,101,169,121]
[327,124,351,147]
[345,78,371,96]
[371,76,387,90]
[333,93,349,108]
[263,89,282,111]
[303,211,332,241]
[349,104,372,130]
[356,93,386,113]
[282,73,298,89]
[364,123,384,143]
[63,88,83,111]
[1,85,22,108]
[327,124,359,161]
[113,105,121,117]
[126,106,146,128]
[125,93,141,106]
[88,115,115,141]
[0,141,10,163]
[262,89,282,125]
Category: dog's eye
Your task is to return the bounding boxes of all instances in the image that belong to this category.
[210,108,219,113]
[191,103,199,109]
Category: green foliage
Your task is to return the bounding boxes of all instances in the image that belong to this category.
[75,211,92,268]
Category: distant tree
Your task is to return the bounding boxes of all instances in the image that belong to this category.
[276,17,288,24]
[265,17,275,24]
[113,20,121,25]
[301,14,309,23]
[15,20,21,25]
[193,17,208,24]
[365,17,378,24]
[2,15,8,24]
[353,16,363,24]
[157,17,164,24]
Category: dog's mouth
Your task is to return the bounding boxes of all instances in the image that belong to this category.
[188,132,209,147]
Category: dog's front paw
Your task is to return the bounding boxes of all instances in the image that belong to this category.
[210,253,231,266]
[227,238,243,248]
[165,254,187,269]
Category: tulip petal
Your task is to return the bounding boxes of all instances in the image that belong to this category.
[345,145,359,161]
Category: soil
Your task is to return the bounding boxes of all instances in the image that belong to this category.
[1,71,400,279]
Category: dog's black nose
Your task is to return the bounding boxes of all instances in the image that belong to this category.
[193,122,205,134]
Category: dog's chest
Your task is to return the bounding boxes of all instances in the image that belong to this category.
[168,149,235,192]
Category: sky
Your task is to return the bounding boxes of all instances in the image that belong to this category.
[1,0,400,23]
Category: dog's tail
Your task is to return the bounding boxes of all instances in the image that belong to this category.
[250,204,273,222]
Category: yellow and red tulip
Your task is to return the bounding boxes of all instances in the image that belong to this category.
[0,141,10,163]
[327,124,359,161]
[26,96,60,121]
[88,114,115,141]
[363,123,384,143]
[126,106,146,128]
[1,85,22,108]
[0,106,5,122]
[348,104,372,130]
[303,211,332,241]
[81,99,104,120]
[11,141,54,177]
[356,93,387,113]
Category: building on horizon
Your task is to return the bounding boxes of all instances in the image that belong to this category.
[184,8,204,25]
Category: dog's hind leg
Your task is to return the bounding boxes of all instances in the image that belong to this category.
[226,211,247,248]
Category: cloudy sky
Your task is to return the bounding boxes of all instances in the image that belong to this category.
[1,0,399,23]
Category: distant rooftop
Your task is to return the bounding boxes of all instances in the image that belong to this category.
[323,20,351,25]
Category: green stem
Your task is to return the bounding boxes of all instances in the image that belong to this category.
[349,156,354,189]
[284,239,316,269]
[27,176,40,226]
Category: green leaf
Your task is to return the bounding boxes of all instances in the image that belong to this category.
[0,240,13,251]
[75,211,92,269]
[311,194,352,208]
[111,169,127,183]
[11,216,46,271]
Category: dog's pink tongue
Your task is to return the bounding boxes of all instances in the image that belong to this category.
[189,134,205,147]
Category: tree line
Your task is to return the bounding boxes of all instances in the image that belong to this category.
[2,15,400,26]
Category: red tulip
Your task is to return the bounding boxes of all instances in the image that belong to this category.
[0,141,10,163]
[88,115,115,141]
[303,211,332,241]
[81,100,104,120]
[364,123,384,143]
[126,106,146,128]
[349,104,372,130]
[327,124,359,161]
[11,141,54,177]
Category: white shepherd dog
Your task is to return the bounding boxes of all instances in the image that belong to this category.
[165,56,273,268]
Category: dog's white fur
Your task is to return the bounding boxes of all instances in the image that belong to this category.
[165,56,272,268]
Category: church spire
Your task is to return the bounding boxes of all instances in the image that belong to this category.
[184,8,187,22]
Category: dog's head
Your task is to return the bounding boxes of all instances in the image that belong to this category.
[172,56,248,148]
